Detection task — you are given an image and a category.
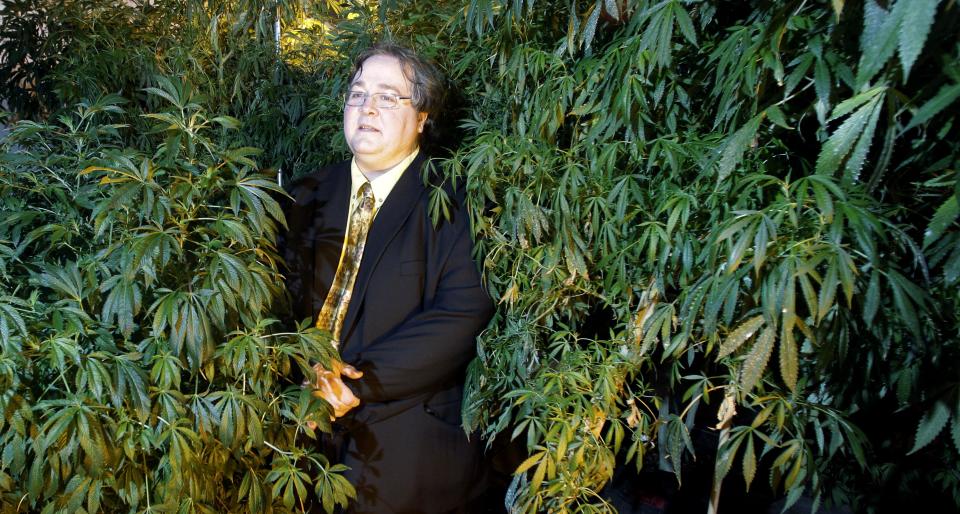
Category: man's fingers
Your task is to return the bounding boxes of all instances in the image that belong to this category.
[311,387,341,406]
[305,362,362,419]
[331,388,358,417]
[313,361,362,379]
[313,388,349,419]
[341,364,364,379]
[310,374,361,420]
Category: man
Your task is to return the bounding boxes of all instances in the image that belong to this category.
[282,44,495,513]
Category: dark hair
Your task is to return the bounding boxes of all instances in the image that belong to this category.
[350,43,446,134]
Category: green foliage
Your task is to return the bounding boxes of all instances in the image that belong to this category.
[0,91,350,512]
[0,0,356,177]
[420,0,959,511]
[3,0,960,512]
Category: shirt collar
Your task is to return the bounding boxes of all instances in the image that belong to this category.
[349,148,420,209]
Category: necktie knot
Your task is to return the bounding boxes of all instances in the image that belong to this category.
[358,182,375,211]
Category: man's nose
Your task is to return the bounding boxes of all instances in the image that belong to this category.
[360,97,379,113]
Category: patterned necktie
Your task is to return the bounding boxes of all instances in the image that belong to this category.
[316,181,376,346]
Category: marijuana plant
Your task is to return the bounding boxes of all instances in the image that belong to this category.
[0,86,351,512]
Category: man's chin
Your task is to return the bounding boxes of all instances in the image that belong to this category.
[348,138,384,154]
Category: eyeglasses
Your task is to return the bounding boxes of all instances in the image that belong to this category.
[344,91,413,109]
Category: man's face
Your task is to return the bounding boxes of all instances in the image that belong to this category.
[343,54,428,174]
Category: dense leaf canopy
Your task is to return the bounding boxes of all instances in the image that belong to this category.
[1,0,959,512]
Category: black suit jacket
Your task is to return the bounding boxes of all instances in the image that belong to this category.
[283,154,494,513]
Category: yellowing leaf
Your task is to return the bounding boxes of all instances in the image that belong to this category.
[743,434,757,491]
[784,449,805,490]
[718,315,765,359]
[531,455,548,490]
[740,325,776,393]
[779,323,799,392]
[715,387,737,430]
[514,450,546,475]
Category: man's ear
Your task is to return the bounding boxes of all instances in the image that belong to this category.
[417,112,428,133]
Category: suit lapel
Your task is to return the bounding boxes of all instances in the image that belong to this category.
[341,154,428,343]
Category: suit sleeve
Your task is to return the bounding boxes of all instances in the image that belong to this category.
[276,177,314,324]
[347,218,494,403]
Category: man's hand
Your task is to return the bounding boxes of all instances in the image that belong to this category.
[306,360,364,426]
